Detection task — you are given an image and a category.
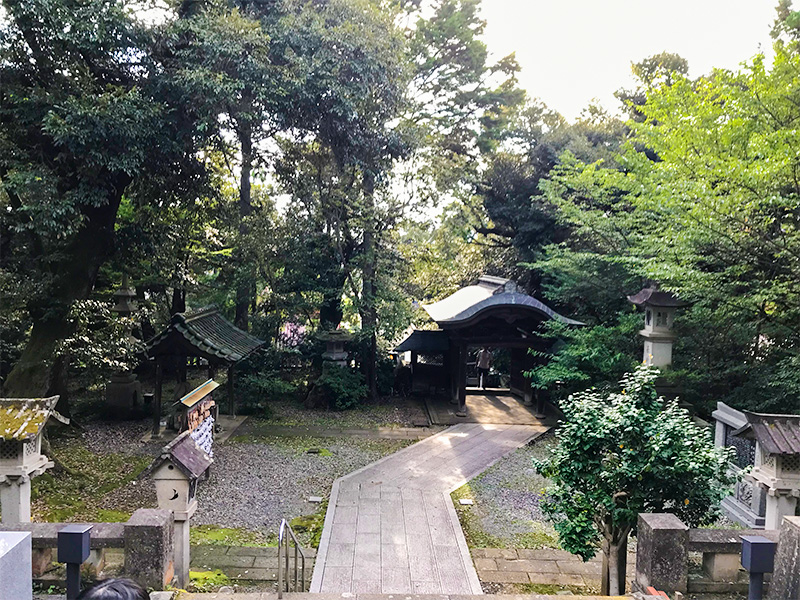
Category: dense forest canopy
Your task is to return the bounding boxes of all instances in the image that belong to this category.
[3,0,800,416]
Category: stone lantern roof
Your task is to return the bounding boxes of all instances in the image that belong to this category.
[0,397,66,441]
[627,286,689,308]
[734,412,800,455]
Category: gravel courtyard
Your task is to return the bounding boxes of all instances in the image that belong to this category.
[193,435,410,532]
[452,431,560,549]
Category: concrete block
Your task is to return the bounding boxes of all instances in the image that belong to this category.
[0,531,32,600]
[768,516,800,600]
[702,552,741,581]
[124,509,174,590]
[635,513,688,594]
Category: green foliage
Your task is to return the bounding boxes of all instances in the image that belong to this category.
[190,525,272,547]
[526,314,640,401]
[315,366,368,411]
[31,439,151,522]
[535,367,736,562]
[290,500,328,548]
[189,569,231,592]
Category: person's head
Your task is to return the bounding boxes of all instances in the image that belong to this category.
[76,578,149,600]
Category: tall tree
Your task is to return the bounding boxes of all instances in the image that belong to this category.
[0,0,203,403]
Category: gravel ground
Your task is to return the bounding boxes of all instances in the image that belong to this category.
[255,396,429,429]
[193,436,410,532]
[454,431,560,548]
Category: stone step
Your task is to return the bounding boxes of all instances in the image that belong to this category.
[167,594,627,600]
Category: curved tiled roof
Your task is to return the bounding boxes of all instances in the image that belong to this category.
[147,306,265,364]
[422,277,583,327]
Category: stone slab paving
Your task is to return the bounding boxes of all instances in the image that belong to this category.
[425,391,553,426]
[172,595,626,600]
[472,548,635,590]
[191,545,316,582]
[311,423,548,595]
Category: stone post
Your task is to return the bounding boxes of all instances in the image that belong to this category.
[0,531,32,600]
[635,513,688,595]
[0,476,31,524]
[124,509,174,589]
[766,492,798,530]
[768,516,800,600]
[172,501,196,589]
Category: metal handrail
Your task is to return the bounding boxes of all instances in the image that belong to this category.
[277,519,307,598]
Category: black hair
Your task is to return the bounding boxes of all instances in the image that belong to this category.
[76,578,149,600]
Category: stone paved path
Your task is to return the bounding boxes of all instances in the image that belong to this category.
[310,423,548,595]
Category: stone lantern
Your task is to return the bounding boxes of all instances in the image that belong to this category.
[0,397,66,524]
[734,412,800,529]
[628,286,688,368]
[144,431,212,588]
[106,275,142,415]
[318,330,354,368]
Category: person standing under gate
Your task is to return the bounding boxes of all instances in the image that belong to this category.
[476,347,492,390]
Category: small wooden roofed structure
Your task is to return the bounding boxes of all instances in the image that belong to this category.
[146,306,265,438]
[397,276,582,416]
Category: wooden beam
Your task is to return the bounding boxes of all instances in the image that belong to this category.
[152,358,163,438]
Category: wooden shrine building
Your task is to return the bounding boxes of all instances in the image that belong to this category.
[146,306,265,437]
[396,276,582,417]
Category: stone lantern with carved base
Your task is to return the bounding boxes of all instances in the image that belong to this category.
[0,397,66,524]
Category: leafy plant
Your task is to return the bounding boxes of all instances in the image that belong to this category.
[535,366,736,595]
[315,366,367,411]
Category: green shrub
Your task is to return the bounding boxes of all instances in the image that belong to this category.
[316,366,367,410]
[237,373,298,416]
[376,357,395,396]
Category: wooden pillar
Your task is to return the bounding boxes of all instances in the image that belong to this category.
[152,358,163,438]
[227,364,235,417]
[456,344,467,417]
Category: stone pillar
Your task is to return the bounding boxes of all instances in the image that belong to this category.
[0,476,31,524]
[124,509,175,589]
[714,419,726,448]
[456,345,467,417]
[635,513,688,595]
[766,492,798,530]
[767,516,800,600]
[173,501,196,589]
[0,532,32,600]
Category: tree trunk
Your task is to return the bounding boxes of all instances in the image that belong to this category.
[3,189,125,412]
[235,121,254,331]
[603,528,630,596]
[360,171,378,400]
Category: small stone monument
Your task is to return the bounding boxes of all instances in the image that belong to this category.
[733,412,800,529]
[319,330,354,368]
[0,531,32,600]
[0,396,65,524]
[628,286,688,368]
[105,275,143,415]
[144,430,212,589]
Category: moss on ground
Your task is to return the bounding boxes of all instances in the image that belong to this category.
[31,439,151,522]
[191,525,274,547]
[513,582,599,595]
[450,434,561,550]
[290,499,328,548]
[188,569,231,592]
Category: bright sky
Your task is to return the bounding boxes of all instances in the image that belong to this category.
[480,0,781,121]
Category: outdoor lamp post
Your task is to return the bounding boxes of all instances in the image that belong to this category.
[58,524,92,600]
[144,431,212,589]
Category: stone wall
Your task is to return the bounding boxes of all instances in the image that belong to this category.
[0,508,174,590]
